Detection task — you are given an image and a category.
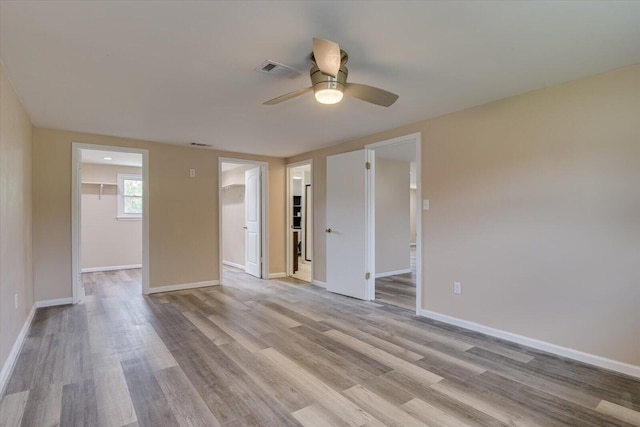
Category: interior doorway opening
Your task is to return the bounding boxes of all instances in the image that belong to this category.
[72,143,149,302]
[219,158,268,284]
[371,142,417,310]
[287,161,313,283]
[366,133,422,314]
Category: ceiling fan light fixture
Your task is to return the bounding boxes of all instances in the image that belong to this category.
[314,88,343,104]
[263,38,398,107]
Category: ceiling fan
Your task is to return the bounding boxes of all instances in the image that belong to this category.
[263,38,399,107]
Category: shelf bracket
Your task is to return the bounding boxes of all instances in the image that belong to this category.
[99,183,104,200]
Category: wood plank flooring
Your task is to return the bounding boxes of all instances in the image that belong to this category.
[375,247,416,310]
[375,273,415,311]
[1,268,640,426]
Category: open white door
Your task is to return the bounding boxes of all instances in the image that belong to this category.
[245,166,261,278]
[326,149,373,300]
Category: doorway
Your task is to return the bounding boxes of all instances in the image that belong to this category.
[370,141,417,311]
[323,133,421,313]
[72,143,149,302]
[367,133,421,314]
[218,158,268,283]
[287,161,313,282]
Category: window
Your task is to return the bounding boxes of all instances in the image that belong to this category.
[117,174,143,219]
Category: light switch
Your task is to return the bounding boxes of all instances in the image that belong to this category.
[190,168,196,177]
[423,199,429,211]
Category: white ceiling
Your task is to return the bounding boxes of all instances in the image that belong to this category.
[1,1,639,158]
[81,149,142,167]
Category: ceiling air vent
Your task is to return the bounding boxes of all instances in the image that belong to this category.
[255,60,301,79]
[188,142,212,148]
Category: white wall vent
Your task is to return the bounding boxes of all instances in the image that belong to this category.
[255,60,302,79]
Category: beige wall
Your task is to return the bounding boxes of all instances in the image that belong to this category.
[0,62,33,375]
[32,128,286,300]
[288,64,640,366]
[375,158,410,275]
[81,163,142,270]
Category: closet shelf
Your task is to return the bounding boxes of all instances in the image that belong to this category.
[82,181,117,186]
[82,181,116,200]
[222,184,245,190]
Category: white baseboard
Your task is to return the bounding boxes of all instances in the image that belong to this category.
[420,309,640,379]
[0,304,36,396]
[82,264,142,273]
[268,272,287,279]
[222,260,245,270]
[36,297,73,308]
[312,280,327,288]
[146,280,219,295]
[375,268,412,278]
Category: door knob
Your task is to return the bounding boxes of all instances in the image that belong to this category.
[325,228,332,233]
[243,226,248,229]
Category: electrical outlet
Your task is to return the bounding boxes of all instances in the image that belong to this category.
[453,282,462,295]
[189,168,196,178]
[14,293,18,309]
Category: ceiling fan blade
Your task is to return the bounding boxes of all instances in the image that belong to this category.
[263,87,313,105]
[313,38,341,77]
[344,83,399,107]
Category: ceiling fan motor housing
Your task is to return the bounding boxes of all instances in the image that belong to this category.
[310,64,348,94]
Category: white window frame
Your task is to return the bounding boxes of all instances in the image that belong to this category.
[117,173,143,220]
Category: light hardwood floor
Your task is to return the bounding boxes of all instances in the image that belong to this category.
[293,259,312,283]
[376,247,416,310]
[1,268,639,426]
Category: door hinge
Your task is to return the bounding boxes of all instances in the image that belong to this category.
[365,162,371,170]
[365,272,371,280]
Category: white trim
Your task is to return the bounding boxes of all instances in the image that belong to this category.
[72,143,150,299]
[72,146,81,303]
[365,149,375,301]
[268,272,287,279]
[0,304,36,396]
[36,298,73,308]
[365,132,422,314]
[420,309,640,379]
[146,280,220,295]
[415,133,422,315]
[312,280,327,288]
[375,268,412,278]
[222,260,245,269]
[81,264,142,273]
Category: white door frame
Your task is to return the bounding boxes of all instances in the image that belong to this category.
[218,157,269,281]
[365,132,422,314]
[286,159,313,280]
[71,143,150,302]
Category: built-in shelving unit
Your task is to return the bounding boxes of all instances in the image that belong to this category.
[82,181,117,200]
[293,195,302,229]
